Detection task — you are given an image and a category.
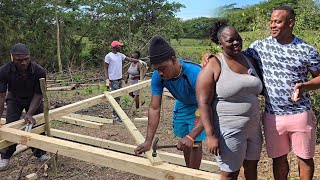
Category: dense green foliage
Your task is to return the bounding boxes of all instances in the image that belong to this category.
[178,0,320,39]
[0,0,184,71]
[0,0,319,140]
[0,0,319,71]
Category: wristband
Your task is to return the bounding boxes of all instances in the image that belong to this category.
[186,135,195,142]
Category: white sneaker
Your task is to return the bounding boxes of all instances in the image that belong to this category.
[0,158,10,171]
[38,154,50,162]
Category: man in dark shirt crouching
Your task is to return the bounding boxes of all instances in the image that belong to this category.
[0,43,49,171]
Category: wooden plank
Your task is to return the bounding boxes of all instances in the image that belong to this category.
[55,116,104,129]
[0,125,45,149]
[4,79,150,129]
[104,92,163,165]
[47,85,75,91]
[0,80,151,148]
[67,113,112,124]
[50,129,219,173]
[109,79,150,98]
[2,94,106,130]
[134,117,148,122]
[0,127,218,180]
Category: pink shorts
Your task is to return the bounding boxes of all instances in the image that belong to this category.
[263,111,316,159]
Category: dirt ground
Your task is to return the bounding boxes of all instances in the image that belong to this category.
[1,83,320,180]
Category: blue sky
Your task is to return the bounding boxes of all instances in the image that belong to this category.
[168,0,262,20]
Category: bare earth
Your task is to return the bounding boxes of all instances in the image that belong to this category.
[1,85,319,180]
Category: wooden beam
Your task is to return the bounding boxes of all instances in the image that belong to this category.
[109,79,150,98]
[3,79,150,129]
[0,80,151,149]
[0,127,218,180]
[50,129,219,173]
[2,94,106,130]
[55,116,104,129]
[67,113,112,124]
[134,117,148,122]
[47,85,76,91]
[104,92,163,165]
[0,125,45,149]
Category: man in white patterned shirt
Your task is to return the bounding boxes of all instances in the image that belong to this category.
[246,6,320,180]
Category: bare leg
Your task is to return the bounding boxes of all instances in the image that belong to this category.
[241,159,258,180]
[273,154,289,180]
[298,156,314,180]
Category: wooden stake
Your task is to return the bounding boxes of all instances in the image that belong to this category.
[39,78,57,177]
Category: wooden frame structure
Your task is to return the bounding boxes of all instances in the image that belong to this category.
[0,79,220,179]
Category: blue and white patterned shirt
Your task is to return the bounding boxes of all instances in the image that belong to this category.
[245,36,320,115]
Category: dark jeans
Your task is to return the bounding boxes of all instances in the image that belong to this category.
[0,99,46,159]
[110,79,122,119]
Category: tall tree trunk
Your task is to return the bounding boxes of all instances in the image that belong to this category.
[55,0,62,73]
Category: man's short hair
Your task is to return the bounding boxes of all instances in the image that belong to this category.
[274,5,295,21]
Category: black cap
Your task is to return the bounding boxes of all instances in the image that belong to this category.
[149,35,175,64]
[10,43,30,55]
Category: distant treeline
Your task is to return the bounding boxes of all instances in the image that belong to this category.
[0,0,319,72]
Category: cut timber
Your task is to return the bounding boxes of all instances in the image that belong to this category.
[51,129,219,173]
[0,80,151,149]
[67,113,112,124]
[0,125,45,149]
[0,127,218,180]
[110,79,150,98]
[134,117,148,122]
[25,173,37,180]
[104,92,163,165]
[3,79,150,129]
[2,94,106,130]
[47,85,78,91]
[56,116,103,129]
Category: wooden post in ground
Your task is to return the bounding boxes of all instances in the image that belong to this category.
[39,78,57,177]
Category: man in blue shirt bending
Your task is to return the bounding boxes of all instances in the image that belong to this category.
[134,35,205,169]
